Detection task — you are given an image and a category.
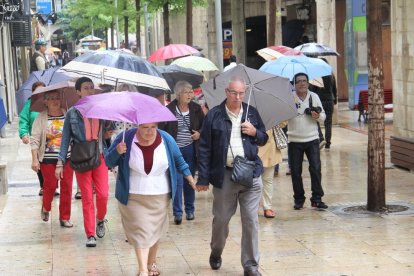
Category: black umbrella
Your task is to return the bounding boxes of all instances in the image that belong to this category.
[156,64,204,90]
[73,50,161,77]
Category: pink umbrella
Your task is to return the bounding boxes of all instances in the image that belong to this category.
[148,44,199,62]
[268,45,303,56]
[74,92,177,125]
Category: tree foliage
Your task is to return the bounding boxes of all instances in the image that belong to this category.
[57,0,207,43]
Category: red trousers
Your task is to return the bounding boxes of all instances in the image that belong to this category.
[75,154,109,237]
[41,162,74,220]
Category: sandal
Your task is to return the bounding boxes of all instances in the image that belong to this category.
[264,209,275,218]
[148,263,160,276]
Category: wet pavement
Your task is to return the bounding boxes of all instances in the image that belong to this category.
[0,103,413,275]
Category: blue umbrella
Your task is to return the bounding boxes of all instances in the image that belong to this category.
[15,67,73,113]
[259,55,332,81]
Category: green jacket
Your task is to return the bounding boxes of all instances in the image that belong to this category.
[18,99,39,138]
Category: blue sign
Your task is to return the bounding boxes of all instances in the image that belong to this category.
[36,0,52,15]
[352,0,366,17]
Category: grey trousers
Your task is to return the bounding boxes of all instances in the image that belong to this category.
[211,169,263,271]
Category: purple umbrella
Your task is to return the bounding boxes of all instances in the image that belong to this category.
[74,92,177,125]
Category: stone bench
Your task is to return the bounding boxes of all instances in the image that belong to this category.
[0,161,7,194]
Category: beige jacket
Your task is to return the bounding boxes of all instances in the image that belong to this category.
[258,121,287,168]
[30,109,67,162]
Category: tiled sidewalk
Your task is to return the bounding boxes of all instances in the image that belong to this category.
[1,106,414,275]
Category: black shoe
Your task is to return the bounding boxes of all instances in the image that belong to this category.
[244,270,262,276]
[174,216,182,225]
[311,201,328,209]
[186,213,195,220]
[209,254,222,270]
[54,191,60,197]
[38,188,43,196]
[294,202,304,210]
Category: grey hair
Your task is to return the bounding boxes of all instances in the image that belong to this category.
[173,80,192,96]
[228,76,247,87]
[116,83,138,92]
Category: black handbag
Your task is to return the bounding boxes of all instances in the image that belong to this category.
[70,140,101,172]
[225,120,255,187]
[231,155,255,188]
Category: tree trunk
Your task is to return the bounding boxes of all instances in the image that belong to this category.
[135,0,141,55]
[366,0,386,211]
[267,0,276,46]
[111,19,115,50]
[186,0,193,46]
[163,2,170,46]
[231,0,246,64]
[124,0,129,48]
[275,0,282,45]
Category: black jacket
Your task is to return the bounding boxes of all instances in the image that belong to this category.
[197,101,268,188]
[160,99,204,139]
[309,74,337,103]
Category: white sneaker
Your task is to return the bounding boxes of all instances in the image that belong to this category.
[86,236,96,247]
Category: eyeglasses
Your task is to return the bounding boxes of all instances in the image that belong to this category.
[226,89,245,97]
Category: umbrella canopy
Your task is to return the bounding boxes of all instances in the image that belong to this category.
[79,35,103,42]
[268,45,303,56]
[73,50,161,76]
[30,81,100,112]
[201,64,297,129]
[257,46,304,61]
[74,92,177,125]
[294,43,339,57]
[171,56,218,72]
[259,55,332,81]
[59,61,171,95]
[148,44,199,62]
[309,77,324,88]
[16,67,74,113]
[156,64,204,90]
[256,48,284,61]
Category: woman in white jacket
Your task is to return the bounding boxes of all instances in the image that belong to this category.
[30,90,74,227]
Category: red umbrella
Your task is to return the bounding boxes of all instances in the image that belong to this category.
[148,44,199,62]
[268,45,303,56]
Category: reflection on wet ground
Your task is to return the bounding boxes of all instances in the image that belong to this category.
[0,104,413,275]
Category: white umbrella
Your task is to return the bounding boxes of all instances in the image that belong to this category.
[171,56,218,72]
[256,48,284,61]
[59,61,170,91]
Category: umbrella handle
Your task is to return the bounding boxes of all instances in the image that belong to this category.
[122,122,126,143]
